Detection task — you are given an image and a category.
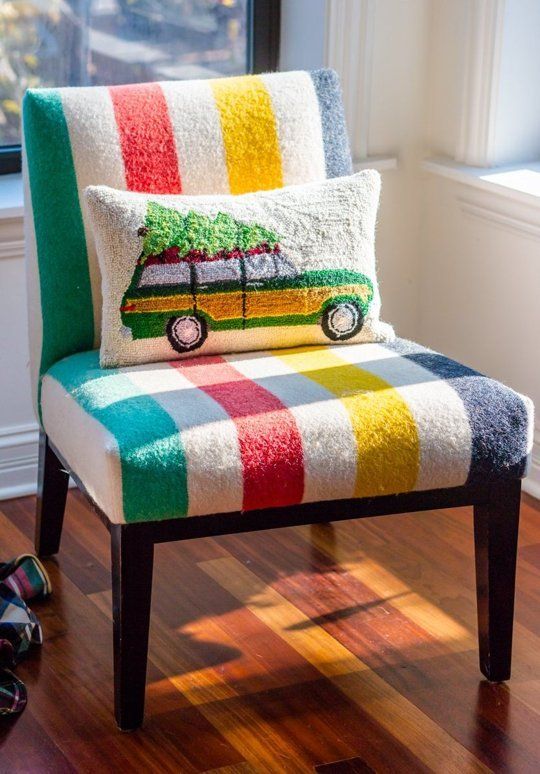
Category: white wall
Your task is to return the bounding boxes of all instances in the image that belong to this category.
[0,208,37,498]
[421,1,540,496]
[425,0,468,159]
[419,177,540,402]
[419,192,540,501]
[367,0,429,336]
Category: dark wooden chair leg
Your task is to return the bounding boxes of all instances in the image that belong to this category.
[474,479,521,682]
[35,431,70,557]
[111,525,154,731]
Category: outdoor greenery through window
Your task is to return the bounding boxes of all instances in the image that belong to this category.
[0,0,255,153]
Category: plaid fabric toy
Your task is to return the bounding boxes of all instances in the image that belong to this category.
[0,554,51,601]
[0,583,43,665]
[0,670,27,716]
[0,555,50,716]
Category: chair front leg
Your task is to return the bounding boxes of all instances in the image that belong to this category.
[474,479,521,682]
[111,524,154,731]
[36,431,70,557]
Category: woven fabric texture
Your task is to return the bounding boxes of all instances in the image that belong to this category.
[22,69,351,414]
[0,554,50,716]
[41,340,534,525]
[85,172,392,368]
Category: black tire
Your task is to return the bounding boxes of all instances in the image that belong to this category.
[321,300,364,342]
[166,315,208,353]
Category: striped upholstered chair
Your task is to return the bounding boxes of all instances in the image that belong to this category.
[23,70,533,730]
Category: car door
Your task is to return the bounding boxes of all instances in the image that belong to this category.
[193,258,243,324]
[244,252,298,325]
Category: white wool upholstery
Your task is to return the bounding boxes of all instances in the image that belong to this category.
[40,339,534,524]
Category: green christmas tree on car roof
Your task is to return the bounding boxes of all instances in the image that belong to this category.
[138,202,281,264]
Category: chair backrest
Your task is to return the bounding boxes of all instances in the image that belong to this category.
[23,69,352,412]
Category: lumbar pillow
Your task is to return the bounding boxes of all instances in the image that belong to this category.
[85,171,394,367]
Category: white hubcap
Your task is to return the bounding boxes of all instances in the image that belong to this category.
[328,303,359,336]
[171,316,202,347]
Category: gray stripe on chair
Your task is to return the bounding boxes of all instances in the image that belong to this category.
[387,338,532,483]
[310,69,353,179]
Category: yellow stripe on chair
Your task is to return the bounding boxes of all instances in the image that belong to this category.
[276,347,420,497]
[211,75,283,194]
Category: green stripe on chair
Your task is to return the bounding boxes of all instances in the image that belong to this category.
[46,351,189,522]
[23,89,94,407]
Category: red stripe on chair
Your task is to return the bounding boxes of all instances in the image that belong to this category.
[172,357,304,511]
[109,83,182,193]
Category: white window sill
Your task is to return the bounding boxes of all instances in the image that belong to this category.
[354,155,398,172]
[0,173,23,220]
[0,158,398,221]
[422,156,540,208]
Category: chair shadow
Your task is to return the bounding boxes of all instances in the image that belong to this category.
[284,594,406,631]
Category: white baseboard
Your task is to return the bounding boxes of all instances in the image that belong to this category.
[0,422,40,500]
[0,422,538,503]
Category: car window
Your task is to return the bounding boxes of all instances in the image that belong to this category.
[137,252,298,290]
[196,259,242,286]
[138,262,191,288]
[245,252,298,282]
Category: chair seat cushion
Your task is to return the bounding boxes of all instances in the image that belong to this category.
[41,339,534,524]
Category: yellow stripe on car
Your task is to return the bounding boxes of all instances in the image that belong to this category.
[123,284,370,321]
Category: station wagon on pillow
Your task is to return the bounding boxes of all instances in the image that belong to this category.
[85,171,393,368]
[121,203,374,354]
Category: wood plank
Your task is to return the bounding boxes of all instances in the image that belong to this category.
[0,508,245,773]
[302,523,471,644]
[1,494,111,594]
[315,756,375,773]
[296,517,540,682]
[89,560,428,772]
[289,521,540,770]
[244,521,540,770]
[199,555,489,773]
[0,709,76,773]
[0,492,539,771]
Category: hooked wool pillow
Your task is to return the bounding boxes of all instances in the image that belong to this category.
[86,171,394,367]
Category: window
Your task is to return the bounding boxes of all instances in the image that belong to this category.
[0,0,280,174]
[244,252,297,282]
[436,0,540,169]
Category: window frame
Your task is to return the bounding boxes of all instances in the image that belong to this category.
[0,145,22,175]
[0,0,281,176]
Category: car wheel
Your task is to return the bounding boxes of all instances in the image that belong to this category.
[321,300,364,341]
[166,315,208,353]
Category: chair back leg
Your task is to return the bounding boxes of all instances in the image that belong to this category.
[36,431,70,557]
[474,479,521,682]
[111,525,154,731]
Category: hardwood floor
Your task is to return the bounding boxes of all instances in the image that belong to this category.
[0,491,539,772]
